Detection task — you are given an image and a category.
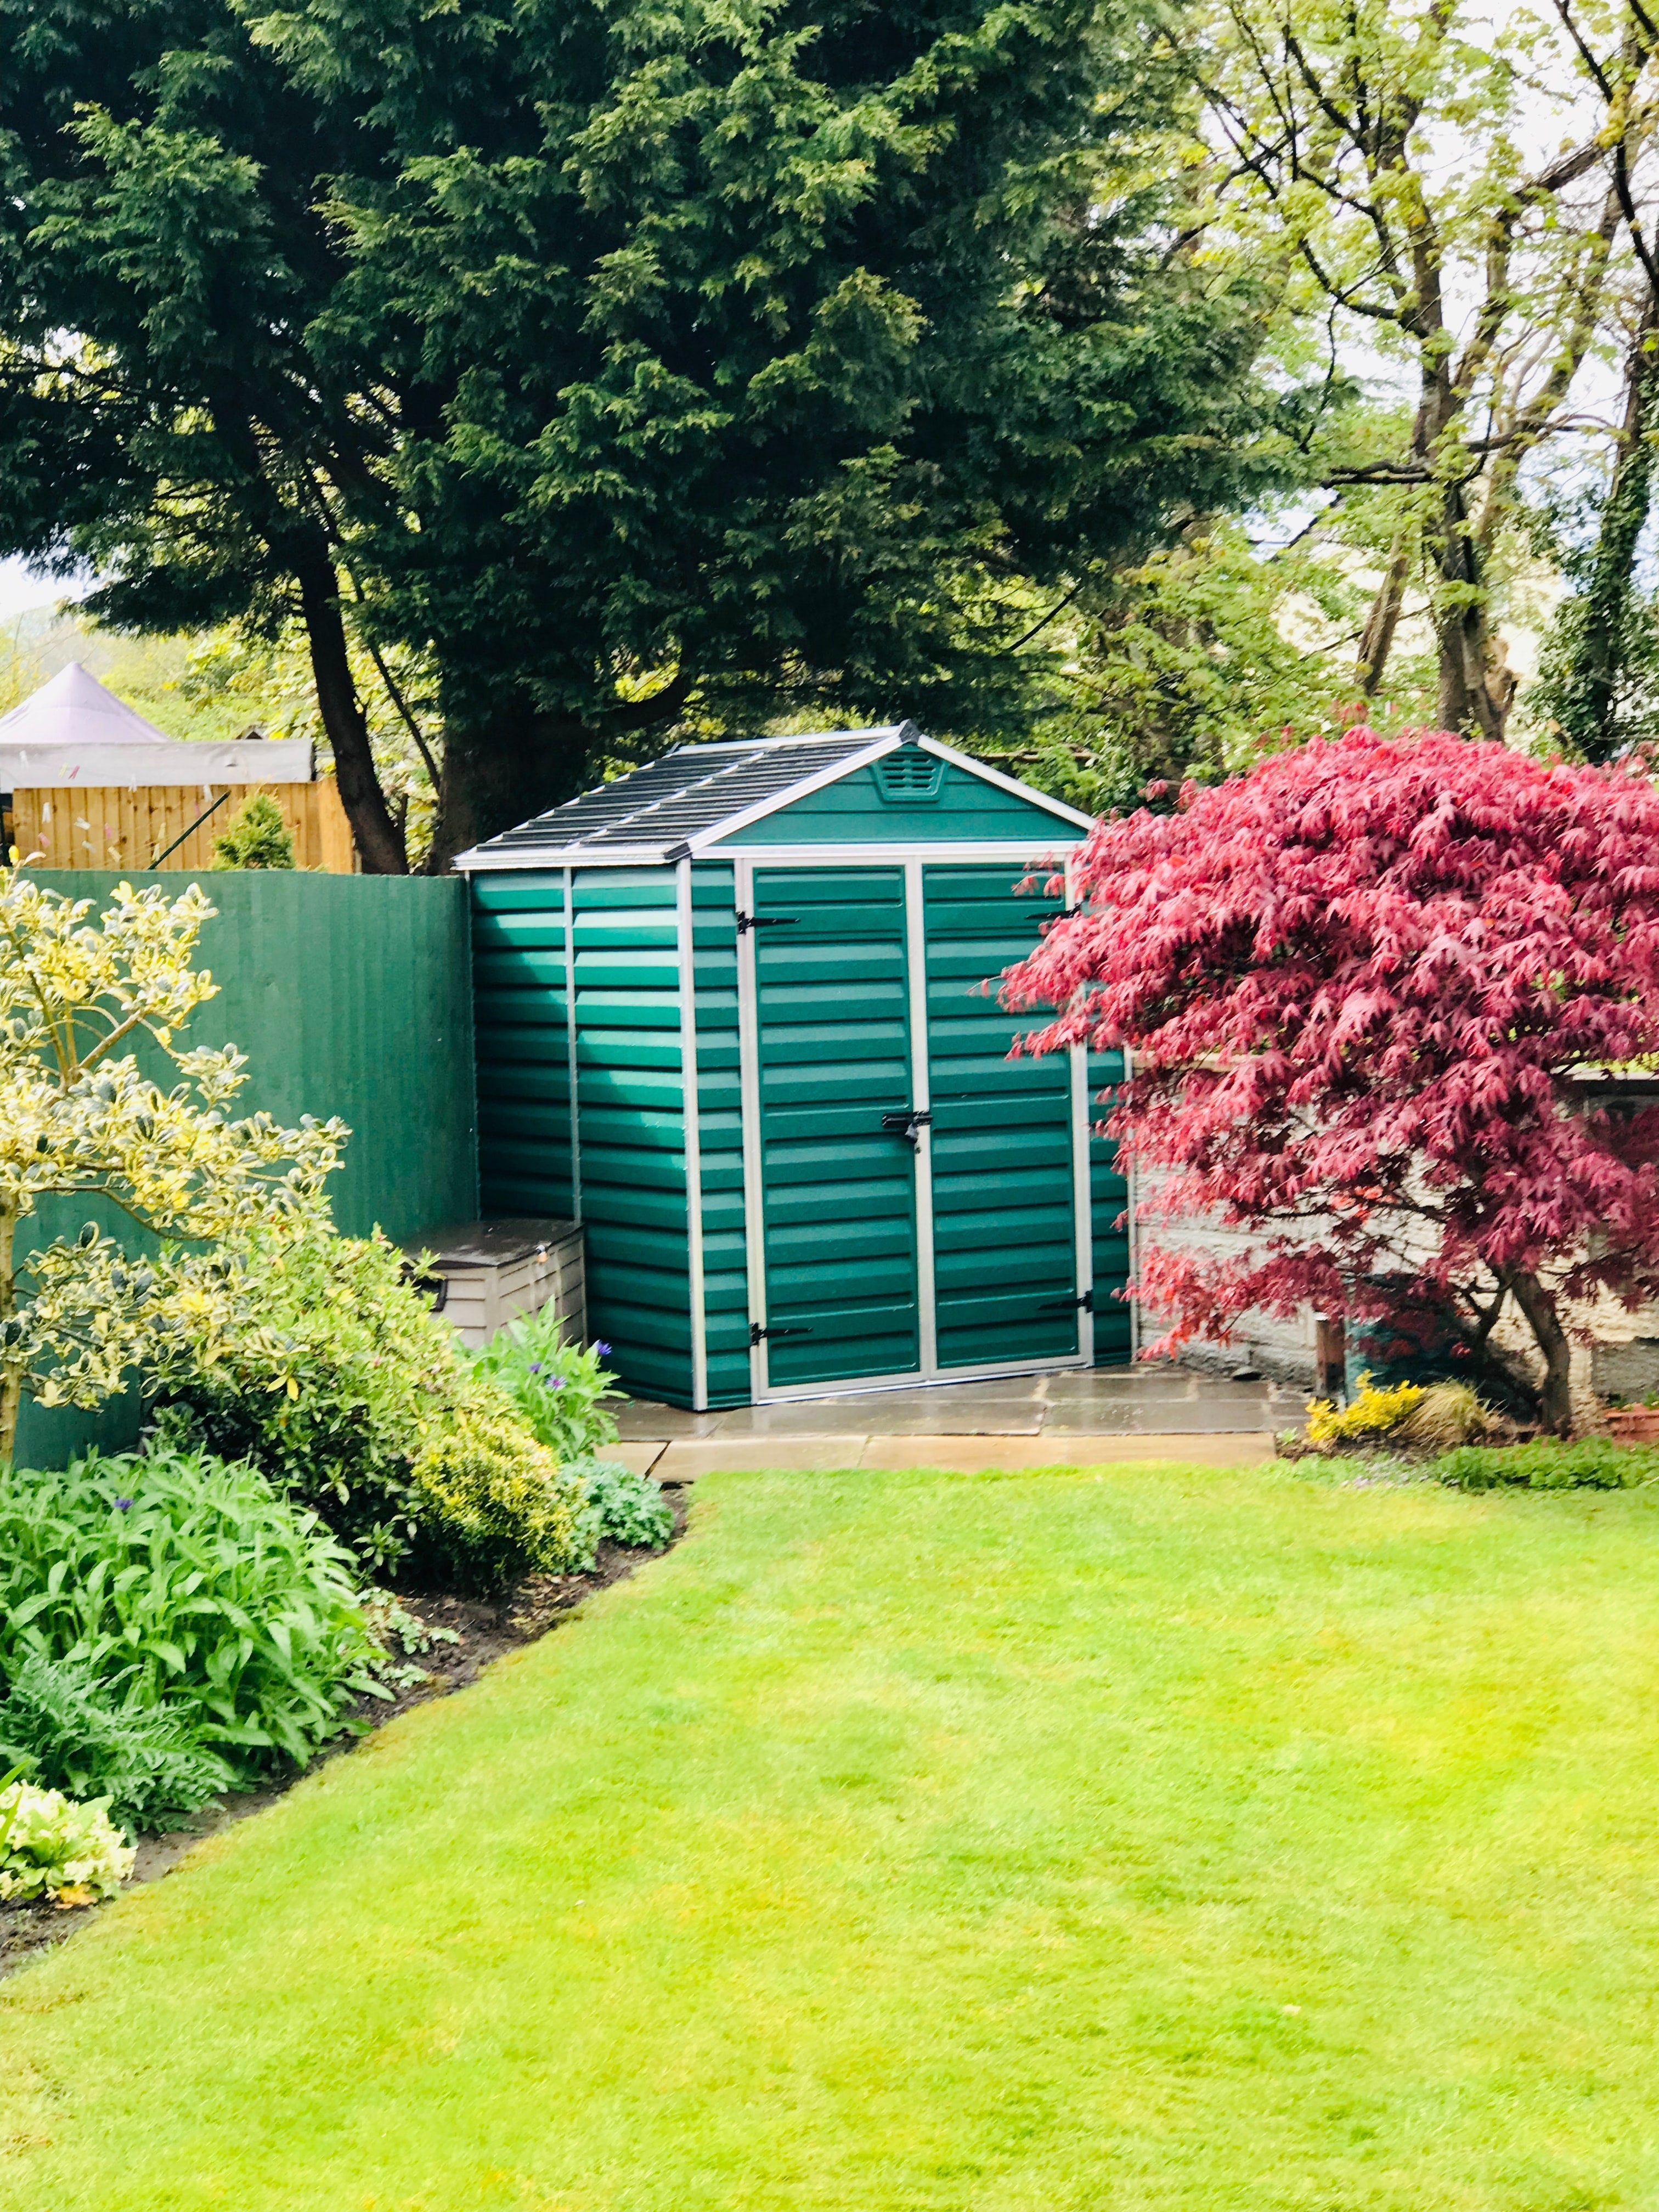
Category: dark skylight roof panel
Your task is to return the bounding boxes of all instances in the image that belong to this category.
[467,729,894,858]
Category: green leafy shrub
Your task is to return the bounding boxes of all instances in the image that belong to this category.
[0,1774,135,1904]
[1435,1440,1659,1492]
[0,1656,229,1833]
[211,791,295,870]
[0,1444,379,1778]
[571,1462,674,1564]
[470,1313,622,1462]
[155,1229,585,1587]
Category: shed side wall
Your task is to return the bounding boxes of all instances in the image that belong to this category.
[693,865,749,1406]
[472,872,574,1220]
[571,868,695,1406]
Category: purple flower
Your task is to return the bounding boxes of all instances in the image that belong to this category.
[594,1342,612,1356]
[529,1362,543,1373]
[547,1378,565,1391]
[113,1497,133,1511]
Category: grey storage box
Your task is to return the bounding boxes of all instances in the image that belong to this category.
[404,1218,586,1349]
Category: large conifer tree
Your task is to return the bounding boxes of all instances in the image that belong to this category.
[0,0,1291,864]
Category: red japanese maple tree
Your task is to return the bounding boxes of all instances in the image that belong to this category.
[1002,728,1659,1432]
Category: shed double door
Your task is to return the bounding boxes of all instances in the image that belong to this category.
[738,859,1089,1398]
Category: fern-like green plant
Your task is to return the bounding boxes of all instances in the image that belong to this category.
[0,1655,229,1833]
[0,1444,380,1779]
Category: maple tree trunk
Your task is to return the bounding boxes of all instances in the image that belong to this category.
[1506,1269,1574,1436]
[295,538,409,876]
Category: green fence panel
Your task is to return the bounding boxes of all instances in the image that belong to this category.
[14,871,476,1468]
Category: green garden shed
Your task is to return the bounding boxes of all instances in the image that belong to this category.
[455,725,1130,1410]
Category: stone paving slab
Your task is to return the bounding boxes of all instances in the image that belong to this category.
[691,1393,1049,1438]
[612,1364,1306,1453]
[608,1442,672,1478]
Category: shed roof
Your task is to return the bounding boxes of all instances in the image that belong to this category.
[455,724,1093,869]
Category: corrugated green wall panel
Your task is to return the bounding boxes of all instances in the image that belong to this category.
[19,870,475,1469]
[723,761,1087,846]
[473,871,572,1222]
[1088,1049,1131,1363]
[751,865,921,1388]
[923,865,1078,1370]
[691,866,748,1405]
[570,868,693,1406]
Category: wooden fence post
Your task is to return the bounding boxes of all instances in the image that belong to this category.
[1314,1314,1347,1402]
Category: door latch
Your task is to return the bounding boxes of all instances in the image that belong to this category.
[735,911,799,934]
[751,1322,811,1345]
[880,1107,932,1147]
[1040,1290,1094,1312]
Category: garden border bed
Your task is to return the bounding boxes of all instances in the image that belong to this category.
[0,1486,690,1980]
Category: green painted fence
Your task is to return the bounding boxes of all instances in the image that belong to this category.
[15,871,476,1468]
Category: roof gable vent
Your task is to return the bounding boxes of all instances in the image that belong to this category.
[872,748,945,804]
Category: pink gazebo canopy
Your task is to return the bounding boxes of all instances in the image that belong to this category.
[0,661,172,747]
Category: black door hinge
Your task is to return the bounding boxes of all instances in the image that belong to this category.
[735,911,799,934]
[751,1322,811,1345]
[1041,1290,1093,1313]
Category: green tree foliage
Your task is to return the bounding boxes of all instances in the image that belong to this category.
[1530,300,1659,762]
[1188,0,1657,740]
[984,521,1400,810]
[0,0,1300,866]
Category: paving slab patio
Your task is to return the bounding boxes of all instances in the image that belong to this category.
[613,1364,1303,1478]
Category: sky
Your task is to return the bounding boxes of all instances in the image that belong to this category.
[0,555,86,623]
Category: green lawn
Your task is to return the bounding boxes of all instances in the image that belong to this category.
[5,1459,1659,2210]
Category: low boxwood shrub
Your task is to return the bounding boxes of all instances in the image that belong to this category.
[1435,1438,1659,1491]
[0,1444,380,1784]
[0,1774,134,1904]
[154,1229,586,1587]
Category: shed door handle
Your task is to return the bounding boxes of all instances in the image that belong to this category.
[880,1107,932,1148]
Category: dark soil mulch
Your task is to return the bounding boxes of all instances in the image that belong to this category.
[0,1486,690,1980]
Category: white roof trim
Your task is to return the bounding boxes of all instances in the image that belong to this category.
[668,729,898,758]
[913,733,1098,831]
[459,838,1082,872]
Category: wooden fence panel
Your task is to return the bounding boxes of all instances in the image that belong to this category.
[10,780,357,873]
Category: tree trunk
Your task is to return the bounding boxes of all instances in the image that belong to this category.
[1433,483,1515,741]
[1354,538,1410,700]
[1506,1268,1575,1436]
[1551,297,1659,763]
[427,689,599,873]
[293,537,408,875]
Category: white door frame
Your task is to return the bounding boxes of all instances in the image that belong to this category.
[731,853,1093,1404]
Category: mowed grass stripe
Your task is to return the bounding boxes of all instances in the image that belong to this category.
[3,1462,1659,2210]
